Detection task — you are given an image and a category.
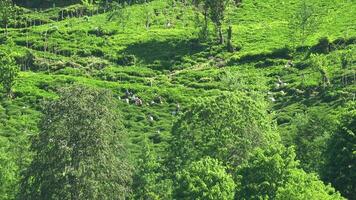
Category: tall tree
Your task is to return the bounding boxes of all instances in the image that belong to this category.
[288,0,320,49]
[206,0,228,44]
[0,0,15,35]
[323,103,355,199]
[0,53,19,98]
[310,54,331,88]
[290,108,337,174]
[167,92,278,173]
[18,85,132,200]
[193,0,232,44]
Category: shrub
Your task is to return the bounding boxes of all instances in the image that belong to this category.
[174,157,235,200]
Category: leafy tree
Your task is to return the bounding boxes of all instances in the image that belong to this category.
[205,0,228,44]
[311,54,330,88]
[0,137,19,200]
[290,108,337,174]
[193,0,232,44]
[0,0,15,35]
[107,2,130,30]
[339,49,354,85]
[18,85,132,200]
[288,0,320,48]
[276,170,344,200]
[132,137,172,200]
[174,157,235,200]
[235,145,298,199]
[167,92,277,173]
[235,144,343,200]
[323,103,355,199]
[0,54,19,98]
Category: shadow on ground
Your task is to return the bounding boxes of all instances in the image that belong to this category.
[122,38,207,70]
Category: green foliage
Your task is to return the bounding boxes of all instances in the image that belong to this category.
[323,103,356,199]
[0,54,19,97]
[235,145,298,199]
[132,137,172,200]
[168,92,277,172]
[193,0,232,43]
[107,2,131,30]
[0,0,354,198]
[276,170,345,200]
[0,137,19,200]
[18,85,132,200]
[288,0,321,48]
[13,0,81,8]
[290,108,337,173]
[0,0,15,30]
[310,54,330,88]
[235,144,343,200]
[174,156,235,200]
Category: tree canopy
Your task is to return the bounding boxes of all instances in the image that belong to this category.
[290,108,337,174]
[18,85,132,200]
[276,170,344,200]
[168,92,277,172]
[235,145,344,200]
[323,103,356,199]
[174,156,235,200]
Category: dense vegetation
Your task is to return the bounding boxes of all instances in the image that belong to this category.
[0,0,355,199]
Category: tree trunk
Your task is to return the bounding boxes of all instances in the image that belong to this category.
[203,9,208,38]
[227,26,234,52]
[218,26,224,44]
[5,23,8,37]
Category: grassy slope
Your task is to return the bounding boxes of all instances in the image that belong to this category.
[0,0,355,196]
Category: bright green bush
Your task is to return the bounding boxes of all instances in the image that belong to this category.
[276,170,344,200]
[174,157,235,200]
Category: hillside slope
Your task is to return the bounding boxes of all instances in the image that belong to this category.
[0,0,355,199]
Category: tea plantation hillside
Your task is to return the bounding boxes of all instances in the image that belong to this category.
[0,0,355,199]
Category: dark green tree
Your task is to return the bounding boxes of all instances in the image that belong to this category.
[235,145,298,199]
[235,145,343,200]
[291,108,337,174]
[205,0,228,44]
[323,103,355,199]
[18,85,132,200]
[0,54,19,98]
[193,0,232,44]
[0,0,15,35]
[132,137,172,200]
[174,156,235,200]
[167,92,277,173]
